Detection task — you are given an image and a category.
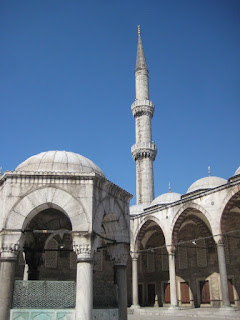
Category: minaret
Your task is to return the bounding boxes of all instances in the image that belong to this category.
[131,26,157,205]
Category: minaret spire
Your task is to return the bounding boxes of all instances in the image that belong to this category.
[136,25,148,72]
[131,27,157,205]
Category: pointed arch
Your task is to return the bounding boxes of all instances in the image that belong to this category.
[171,203,213,245]
[219,186,240,234]
[132,215,166,252]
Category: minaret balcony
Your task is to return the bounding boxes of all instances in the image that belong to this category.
[131,142,157,161]
[131,100,154,118]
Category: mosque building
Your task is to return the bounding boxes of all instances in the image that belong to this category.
[0,28,239,320]
[128,27,240,312]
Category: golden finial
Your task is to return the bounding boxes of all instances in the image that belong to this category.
[137,25,141,36]
[208,166,211,176]
[169,182,172,193]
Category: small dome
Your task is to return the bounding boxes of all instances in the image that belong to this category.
[152,192,181,205]
[130,204,147,215]
[234,166,240,176]
[187,176,227,194]
[15,151,105,177]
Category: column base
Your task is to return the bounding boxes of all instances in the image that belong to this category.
[220,305,234,311]
[168,305,180,310]
[130,304,141,309]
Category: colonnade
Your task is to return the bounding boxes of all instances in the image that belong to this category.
[131,236,232,309]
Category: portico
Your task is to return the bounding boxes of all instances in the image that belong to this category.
[0,151,132,320]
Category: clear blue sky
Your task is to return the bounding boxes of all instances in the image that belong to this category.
[1,0,240,204]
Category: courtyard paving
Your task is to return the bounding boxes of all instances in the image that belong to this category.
[128,307,240,320]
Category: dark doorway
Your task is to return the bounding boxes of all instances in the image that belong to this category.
[138,284,143,306]
[147,283,155,306]
[200,280,210,304]
[180,282,190,304]
[164,283,170,304]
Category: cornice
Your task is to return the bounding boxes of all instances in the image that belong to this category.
[0,170,101,186]
[130,177,240,219]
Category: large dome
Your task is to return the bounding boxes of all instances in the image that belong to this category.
[187,176,227,194]
[15,151,105,177]
[152,192,181,205]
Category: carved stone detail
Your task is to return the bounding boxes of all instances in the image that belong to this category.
[73,243,92,256]
[0,243,20,254]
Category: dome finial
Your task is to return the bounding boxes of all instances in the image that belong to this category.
[138,25,141,36]
[169,182,172,193]
[208,166,211,176]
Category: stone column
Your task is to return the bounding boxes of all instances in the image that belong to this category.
[130,253,140,308]
[74,243,93,320]
[216,238,232,309]
[108,243,129,320]
[168,247,179,309]
[0,245,19,320]
[114,264,128,320]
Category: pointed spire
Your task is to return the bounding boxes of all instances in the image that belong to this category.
[136,25,148,72]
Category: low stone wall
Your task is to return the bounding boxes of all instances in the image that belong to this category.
[10,309,119,320]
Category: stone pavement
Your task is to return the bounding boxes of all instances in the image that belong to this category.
[128,307,240,320]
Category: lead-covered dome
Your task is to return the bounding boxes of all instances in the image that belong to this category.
[187,176,227,194]
[15,151,105,177]
[152,192,181,205]
[130,204,147,215]
[234,166,240,176]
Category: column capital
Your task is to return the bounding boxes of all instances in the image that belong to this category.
[214,234,224,244]
[130,252,139,260]
[0,242,20,261]
[73,243,93,262]
[107,243,130,266]
[166,245,176,254]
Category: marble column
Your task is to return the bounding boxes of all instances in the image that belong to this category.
[216,242,232,309]
[168,250,179,309]
[130,253,140,308]
[114,264,128,320]
[74,244,93,320]
[0,249,18,320]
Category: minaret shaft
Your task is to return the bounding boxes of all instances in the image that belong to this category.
[131,30,157,205]
[135,70,149,100]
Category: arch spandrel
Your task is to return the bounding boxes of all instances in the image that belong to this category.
[5,187,89,232]
[219,186,240,234]
[92,196,130,252]
[171,202,213,245]
[132,215,167,252]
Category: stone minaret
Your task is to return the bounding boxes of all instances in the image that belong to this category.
[131,26,157,205]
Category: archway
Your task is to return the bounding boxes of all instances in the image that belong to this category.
[172,207,218,308]
[17,207,73,281]
[220,190,240,306]
[134,219,166,307]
